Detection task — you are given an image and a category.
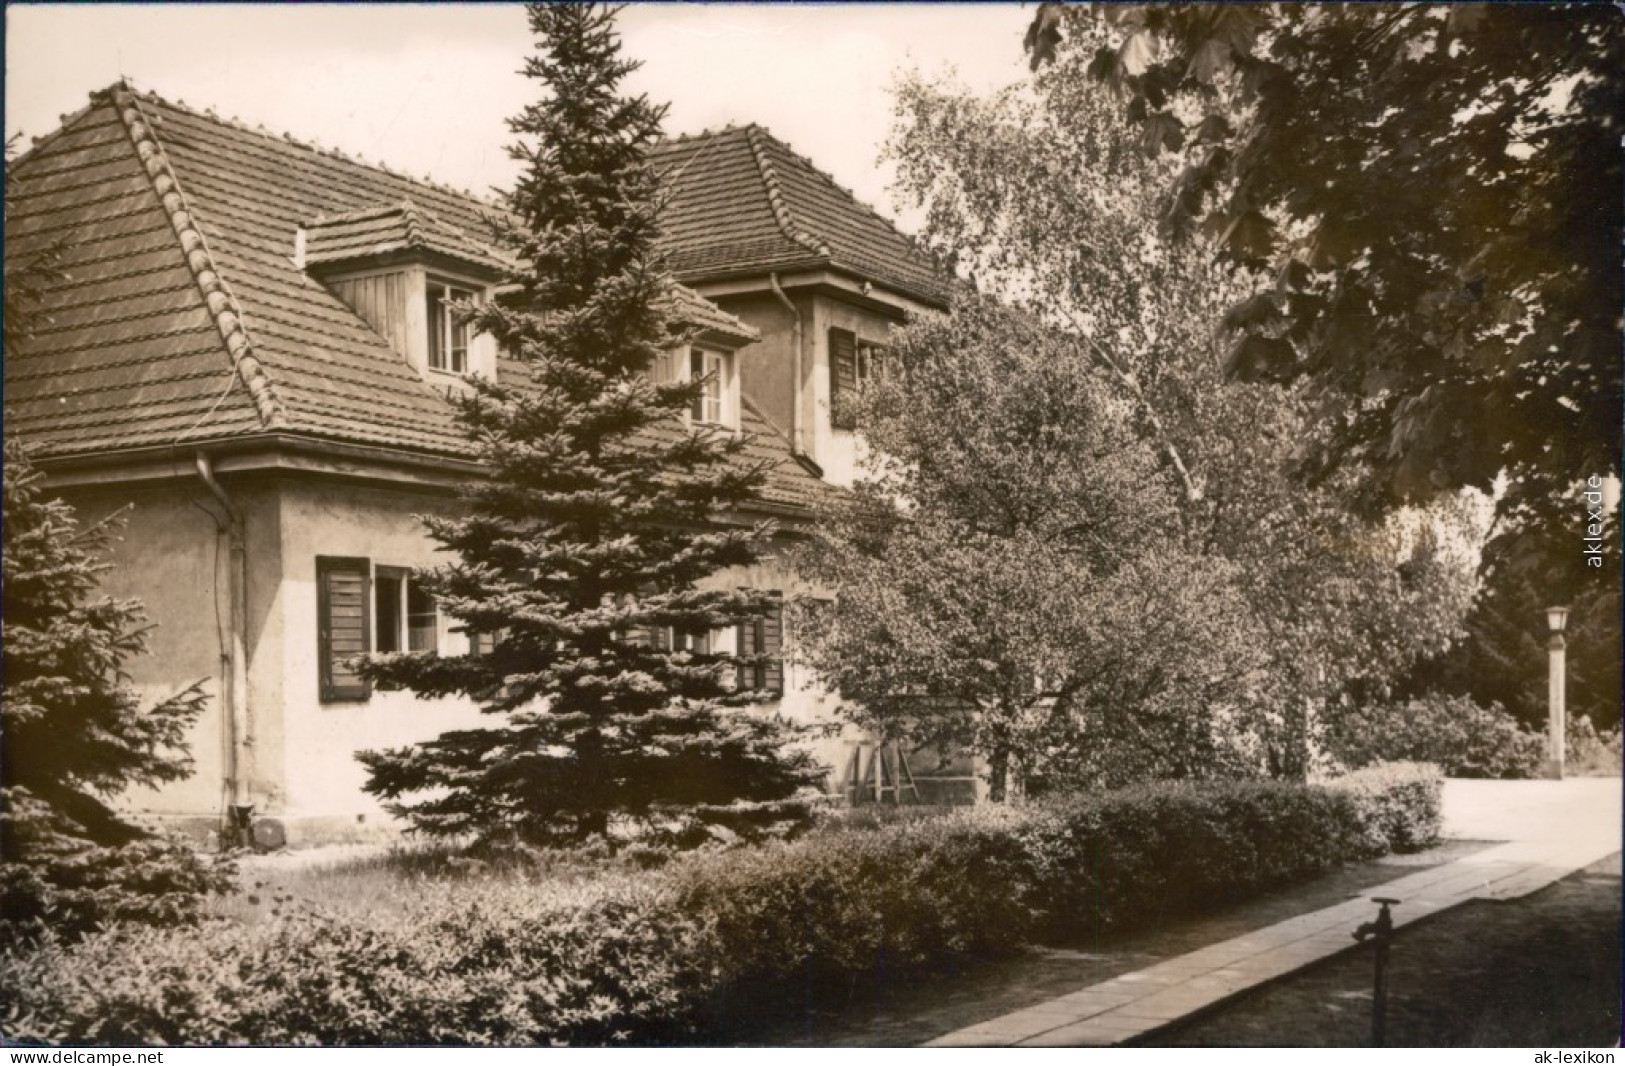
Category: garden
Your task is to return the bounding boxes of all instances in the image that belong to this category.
[4,765,1442,1046]
[3,1,1619,1048]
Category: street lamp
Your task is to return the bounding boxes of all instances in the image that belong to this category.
[1546,606,1570,780]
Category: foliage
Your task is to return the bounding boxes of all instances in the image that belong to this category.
[1564,715,1622,779]
[1,878,712,1047]
[1025,4,1622,539]
[1,440,225,944]
[1326,694,1543,780]
[2,774,1435,1044]
[1011,780,1374,942]
[1400,535,1621,735]
[794,297,1272,797]
[357,4,822,847]
[885,51,1478,780]
[1326,761,1444,855]
[4,134,70,359]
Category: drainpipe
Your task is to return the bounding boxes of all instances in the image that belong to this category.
[769,272,807,458]
[194,452,254,824]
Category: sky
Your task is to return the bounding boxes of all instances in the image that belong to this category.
[5,3,1033,232]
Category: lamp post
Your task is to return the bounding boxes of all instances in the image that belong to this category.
[1546,606,1570,780]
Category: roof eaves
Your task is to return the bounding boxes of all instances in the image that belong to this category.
[109,82,286,431]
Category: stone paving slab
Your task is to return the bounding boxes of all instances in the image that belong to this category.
[925,780,1622,1048]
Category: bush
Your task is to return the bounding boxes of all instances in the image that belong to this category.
[1566,715,1623,777]
[2,878,714,1046]
[1326,694,1544,779]
[1009,781,1368,942]
[1327,761,1444,854]
[675,805,1032,1015]
[2,774,1439,1045]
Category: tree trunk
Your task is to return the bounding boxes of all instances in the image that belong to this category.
[986,747,1010,803]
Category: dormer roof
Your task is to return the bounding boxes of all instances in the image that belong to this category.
[303,199,516,278]
[649,125,950,309]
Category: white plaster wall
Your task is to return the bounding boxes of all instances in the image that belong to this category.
[807,295,897,488]
[54,478,281,822]
[275,479,483,829]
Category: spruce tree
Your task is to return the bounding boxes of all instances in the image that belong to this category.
[358,3,822,847]
[1,440,225,939]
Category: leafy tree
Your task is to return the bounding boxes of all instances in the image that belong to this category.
[888,44,1479,777]
[5,133,69,359]
[1025,4,1623,539]
[357,4,822,847]
[795,298,1272,799]
[1,440,225,940]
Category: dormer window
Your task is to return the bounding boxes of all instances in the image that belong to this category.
[427,281,476,375]
[690,347,729,425]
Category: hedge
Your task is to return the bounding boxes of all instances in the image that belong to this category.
[1,768,1443,1046]
[1325,694,1544,779]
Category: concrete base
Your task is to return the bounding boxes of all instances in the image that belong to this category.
[1541,759,1566,780]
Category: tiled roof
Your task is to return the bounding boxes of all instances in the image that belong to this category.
[650,125,950,308]
[304,200,516,276]
[4,83,826,515]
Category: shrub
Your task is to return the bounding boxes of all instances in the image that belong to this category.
[1327,761,1444,854]
[1011,781,1367,942]
[1566,715,1623,777]
[2,878,715,1047]
[675,805,1031,1015]
[1325,693,1544,778]
[2,774,1440,1045]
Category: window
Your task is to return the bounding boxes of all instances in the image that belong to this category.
[735,595,784,696]
[652,625,712,655]
[375,566,438,653]
[689,347,728,425]
[317,557,439,703]
[828,328,885,430]
[426,281,474,374]
[317,556,371,702]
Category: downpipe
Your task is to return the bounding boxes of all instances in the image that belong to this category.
[769,272,807,459]
[195,452,255,842]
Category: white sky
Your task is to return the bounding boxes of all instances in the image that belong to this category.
[5,3,1032,231]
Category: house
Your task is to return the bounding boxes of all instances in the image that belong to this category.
[4,82,970,845]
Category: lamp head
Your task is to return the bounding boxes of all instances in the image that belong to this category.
[1546,606,1570,635]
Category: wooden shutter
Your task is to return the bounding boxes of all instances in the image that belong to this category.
[828,327,858,429]
[736,614,758,691]
[318,556,371,702]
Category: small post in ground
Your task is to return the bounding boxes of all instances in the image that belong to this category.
[1352,896,1399,1046]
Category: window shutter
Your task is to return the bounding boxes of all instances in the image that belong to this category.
[690,348,706,421]
[318,556,371,702]
[762,596,784,695]
[735,616,756,691]
[828,327,858,430]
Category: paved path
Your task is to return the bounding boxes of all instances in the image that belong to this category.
[924,777,1622,1047]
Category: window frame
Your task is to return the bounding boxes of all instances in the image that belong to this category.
[686,345,736,429]
[374,565,439,655]
[735,593,785,697]
[426,279,477,375]
[828,328,887,431]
